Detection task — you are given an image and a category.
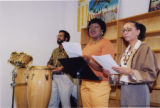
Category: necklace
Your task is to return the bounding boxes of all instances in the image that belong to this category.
[123,49,133,65]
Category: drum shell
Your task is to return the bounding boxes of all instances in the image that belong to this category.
[15,68,28,108]
[27,66,52,108]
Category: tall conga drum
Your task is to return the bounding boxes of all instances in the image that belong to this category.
[15,67,28,108]
[27,66,52,108]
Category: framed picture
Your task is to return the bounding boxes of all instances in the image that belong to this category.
[149,0,160,12]
[88,0,119,23]
[77,0,120,31]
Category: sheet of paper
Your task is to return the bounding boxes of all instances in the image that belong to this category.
[92,54,119,74]
[62,42,82,58]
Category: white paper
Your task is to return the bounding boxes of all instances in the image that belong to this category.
[62,42,82,58]
[92,54,119,74]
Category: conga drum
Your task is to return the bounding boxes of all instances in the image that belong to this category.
[15,67,28,108]
[27,66,52,108]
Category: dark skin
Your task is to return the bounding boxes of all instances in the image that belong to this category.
[82,22,105,74]
[82,55,103,72]
[47,32,68,74]
[82,55,117,78]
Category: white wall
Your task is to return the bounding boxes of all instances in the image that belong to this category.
[0,1,79,107]
[0,0,150,107]
[119,0,150,19]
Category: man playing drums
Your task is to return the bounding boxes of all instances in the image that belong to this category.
[47,30,74,108]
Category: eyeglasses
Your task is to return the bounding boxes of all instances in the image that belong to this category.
[121,28,133,33]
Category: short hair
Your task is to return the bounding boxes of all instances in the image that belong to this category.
[87,18,106,36]
[129,21,146,41]
[59,30,70,41]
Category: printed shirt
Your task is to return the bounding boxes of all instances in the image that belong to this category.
[48,47,68,68]
[47,46,75,82]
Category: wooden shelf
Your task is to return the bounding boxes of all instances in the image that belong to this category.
[152,49,160,52]
[106,20,117,26]
[118,10,160,22]
[104,38,117,41]
[110,39,117,41]
[146,30,160,35]
[152,87,160,90]
[151,102,160,107]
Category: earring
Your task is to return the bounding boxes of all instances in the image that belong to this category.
[101,32,103,36]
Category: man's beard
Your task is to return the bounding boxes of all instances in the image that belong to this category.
[57,40,64,45]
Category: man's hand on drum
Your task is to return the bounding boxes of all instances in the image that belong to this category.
[48,64,55,70]
[52,66,64,74]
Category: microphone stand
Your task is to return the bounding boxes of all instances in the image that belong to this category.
[11,68,17,108]
[76,66,84,108]
[76,71,80,108]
